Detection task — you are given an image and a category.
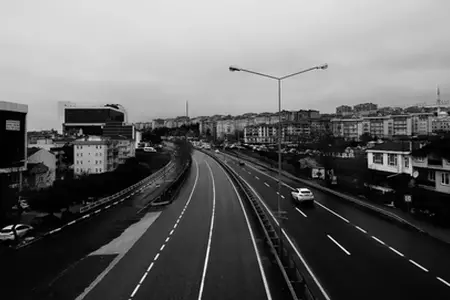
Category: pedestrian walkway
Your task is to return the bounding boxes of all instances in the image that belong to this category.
[227,150,450,245]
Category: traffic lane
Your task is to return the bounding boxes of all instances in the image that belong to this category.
[226,162,450,300]
[0,167,182,300]
[82,156,207,300]
[130,155,213,300]
[201,155,271,300]
[234,158,450,285]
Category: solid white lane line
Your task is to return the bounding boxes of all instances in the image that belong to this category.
[409,260,428,272]
[236,174,330,300]
[316,202,350,223]
[437,277,450,287]
[255,176,260,180]
[371,236,386,245]
[264,182,270,187]
[154,253,160,261]
[68,220,77,226]
[355,226,367,234]
[295,207,308,218]
[160,244,165,251]
[327,235,351,255]
[389,247,404,257]
[216,158,272,300]
[198,161,217,300]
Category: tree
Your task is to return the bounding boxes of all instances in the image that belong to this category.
[360,133,373,144]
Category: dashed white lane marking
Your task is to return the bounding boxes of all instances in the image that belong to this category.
[214,157,272,299]
[315,202,350,223]
[114,201,118,205]
[82,214,90,219]
[280,195,285,199]
[327,235,351,256]
[264,182,270,187]
[355,226,367,234]
[234,173,331,300]
[409,259,428,272]
[94,209,101,214]
[49,228,61,234]
[437,277,450,287]
[124,159,200,300]
[389,247,404,257]
[371,236,386,245]
[295,207,308,218]
[198,160,217,300]
[226,154,450,290]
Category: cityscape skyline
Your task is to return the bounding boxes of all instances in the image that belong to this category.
[2,1,450,130]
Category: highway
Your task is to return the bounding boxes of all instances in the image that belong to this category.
[56,150,288,300]
[218,151,450,300]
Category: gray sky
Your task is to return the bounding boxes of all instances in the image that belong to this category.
[1,0,449,130]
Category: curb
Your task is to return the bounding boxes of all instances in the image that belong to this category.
[224,151,450,245]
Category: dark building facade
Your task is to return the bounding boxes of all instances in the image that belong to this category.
[63,106,126,135]
[103,122,135,140]
[0,102,28,172]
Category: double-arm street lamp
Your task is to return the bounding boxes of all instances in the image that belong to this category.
[229,63,328,254]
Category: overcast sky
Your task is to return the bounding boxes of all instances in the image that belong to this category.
[1,0,450,130]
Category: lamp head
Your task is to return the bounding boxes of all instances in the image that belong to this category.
[229,66,241,72]
[318,63,328,70]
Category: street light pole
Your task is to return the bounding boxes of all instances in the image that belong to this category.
[229,64,328,256]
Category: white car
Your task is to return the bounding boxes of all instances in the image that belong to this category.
[291,188,315,205]
[144,146,157,153]
[0,224,34,241]
[215,149,219,153]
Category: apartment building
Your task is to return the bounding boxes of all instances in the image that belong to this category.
[411,113,433,136]
[216,119,236,140]
[432,116,450,132]
[366,142,413,175]
[73,136,119,176]
[152,119,165,129]
[336,105,353,116]
[331,118,363,140]
[411,139,450,194]
[244,121,313,144]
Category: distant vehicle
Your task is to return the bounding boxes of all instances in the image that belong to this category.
[291,188,315,205]
[144,147,157,153]
[204,144,211,150]
[215,149,219,153]
[0,224,34,241]
[239,161,245,166]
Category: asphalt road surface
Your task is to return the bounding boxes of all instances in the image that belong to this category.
[44,150,288,300]
[0,165,178,300]
[218,151,450,300]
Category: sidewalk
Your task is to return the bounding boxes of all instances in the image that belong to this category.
[226,150,450,245]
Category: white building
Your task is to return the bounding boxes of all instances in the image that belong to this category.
[331,118,364,140]
[366,141,413,175]
[73,136,118,176]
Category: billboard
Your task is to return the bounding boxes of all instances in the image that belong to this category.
[65,108,124,123]
[0,108,27,172]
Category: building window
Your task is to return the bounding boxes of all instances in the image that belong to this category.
[428,171,435,182]
[441,173,450,185]
[373,153,383,164]
[404,157,409,168]
[388,154,397,166]
[414,156,424,162]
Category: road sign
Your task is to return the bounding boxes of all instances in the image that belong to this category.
[404,195,412,203]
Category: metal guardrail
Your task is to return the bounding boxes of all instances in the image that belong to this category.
[201,149,317,300]
[79,160,175,214]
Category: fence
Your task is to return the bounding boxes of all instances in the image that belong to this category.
[79,160,175,214]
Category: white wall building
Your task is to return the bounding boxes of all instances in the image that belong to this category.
[73,136,118,176]
[366,142,413,175]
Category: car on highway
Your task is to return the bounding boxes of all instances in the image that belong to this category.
[144,146,157,152]
[215,149,219,153]
[0,224,34,241]
[291,188,314,205]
